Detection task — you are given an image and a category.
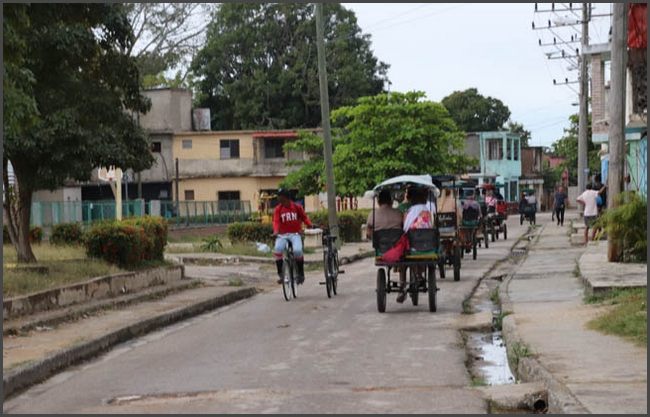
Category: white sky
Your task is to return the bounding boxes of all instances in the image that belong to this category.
[344,2,612,148]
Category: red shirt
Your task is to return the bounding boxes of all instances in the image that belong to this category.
[273,202,312,234]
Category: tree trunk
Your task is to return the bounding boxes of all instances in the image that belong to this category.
[3,158,37,263]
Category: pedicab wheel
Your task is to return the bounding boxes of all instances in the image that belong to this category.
[484,229,489,249]
[409,268,419,306]
[453,245,461,281]
[520,215,524,225]
[324,253,332,298]
[438,257,446,279]
[376,268,387,313]
[282,261,293,301]
[503,223,508,240]
[427,265,437,312]
[532,213,536,225]
[472,234,478,260]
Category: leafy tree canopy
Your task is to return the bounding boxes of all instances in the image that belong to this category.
[323,91,475,197]
[3,3,153,262]
[550,114,600,185]
[191,3,389,130]
[441,88,511,132]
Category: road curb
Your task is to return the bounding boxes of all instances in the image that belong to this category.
[499,224,590,414]
[171,250,375,267]
[3,287,257,400]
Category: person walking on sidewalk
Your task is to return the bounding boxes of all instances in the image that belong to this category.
[272,189,313,284]
[553,186,568,226]
[576,183,605,244]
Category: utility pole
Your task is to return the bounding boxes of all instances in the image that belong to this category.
[577,2,590,198]
[607,2,627,262]
[315,3,339,240]
[175,158,180,217]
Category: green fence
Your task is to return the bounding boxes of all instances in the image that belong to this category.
[30,199,252,227]
[156,200,252,226]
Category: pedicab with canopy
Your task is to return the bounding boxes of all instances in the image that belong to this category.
[431,175,462,281]
[458,181,488,259]
[371,175,440,313]
[480,183,508,241]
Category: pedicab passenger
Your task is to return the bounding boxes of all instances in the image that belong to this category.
[396,187,436,303]
[366,189,402,240]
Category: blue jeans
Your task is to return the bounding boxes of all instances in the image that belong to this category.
[273,233,303,260]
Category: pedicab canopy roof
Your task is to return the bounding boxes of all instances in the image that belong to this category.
[372,174,440,197]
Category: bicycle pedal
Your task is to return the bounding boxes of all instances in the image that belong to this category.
[337,270,345,274]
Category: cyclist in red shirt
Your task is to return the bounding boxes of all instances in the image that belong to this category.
[273,189,313,284]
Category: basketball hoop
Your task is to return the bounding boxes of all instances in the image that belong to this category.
[98,165,118,182]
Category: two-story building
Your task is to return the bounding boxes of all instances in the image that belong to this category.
[464,131,522,202]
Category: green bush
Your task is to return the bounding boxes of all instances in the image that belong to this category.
[308,210,368,243]
[85,222,151,268]
[201,235,224,252]
[3,225,43,244]
[227,222,274,244]
[594,192,647,262]
[50,223,85,246]
[123,216,168,261]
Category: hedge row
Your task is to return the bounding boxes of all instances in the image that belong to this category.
[85,216,168,268]
[51,223,85,246]
[308,210,368,243]
[3,226,43,244]
[227,222,274,244]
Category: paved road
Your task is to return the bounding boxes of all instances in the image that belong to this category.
[4,218,528,414]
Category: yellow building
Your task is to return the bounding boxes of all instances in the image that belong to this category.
[172,129,323,213]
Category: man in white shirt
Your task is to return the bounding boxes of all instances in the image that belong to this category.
[576,183,601,244]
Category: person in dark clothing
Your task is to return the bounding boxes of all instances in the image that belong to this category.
[553,186,568,226]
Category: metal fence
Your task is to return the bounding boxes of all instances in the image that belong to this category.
[30,200,252,227]
[155,200,252,226]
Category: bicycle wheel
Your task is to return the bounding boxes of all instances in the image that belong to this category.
[503,223,508,240]
[282,259,292,301]
[324,251,332,298]
[472,233,477,260]
[453,244,461,281]
[330,252,339,295]
[290,258,297,298]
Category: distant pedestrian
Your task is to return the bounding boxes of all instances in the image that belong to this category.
[576,183,604,244]
[553,186,568,226]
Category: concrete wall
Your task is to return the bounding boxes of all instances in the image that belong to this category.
[140,133,174,183]
[139,88,192,132]
[464,133,481,172]
[3,266,184,319]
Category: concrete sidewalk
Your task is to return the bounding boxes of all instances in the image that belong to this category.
[501,212,647,414]
[579,242,647,294]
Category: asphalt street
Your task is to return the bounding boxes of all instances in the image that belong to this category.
[4,218,527,414]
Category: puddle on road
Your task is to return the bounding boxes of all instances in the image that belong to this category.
[466,331,515,386]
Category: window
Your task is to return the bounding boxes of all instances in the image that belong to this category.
[506,139,512,160]
[184,190,195,200]
[509,181,517,201]
[151,142,162,153]
[218,191,241,210]
[486,139,503,160]
[513,140,519,161]
[182,139,192,149]
[264,138,285,158]
[220,139,240,159]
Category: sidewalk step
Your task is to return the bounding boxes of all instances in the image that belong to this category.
[3,279,202,336]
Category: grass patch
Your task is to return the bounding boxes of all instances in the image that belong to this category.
[470,376,487,387]
[493,311,512,331]
[167,234,209,244]
[228,277,244,287]
[462,298,473,314]
[490,288,500,305]
[508,341,532,373]
[587,288,647,346]
[3,244,172,298]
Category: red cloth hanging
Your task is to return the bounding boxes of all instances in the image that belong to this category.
[628,3,647,49]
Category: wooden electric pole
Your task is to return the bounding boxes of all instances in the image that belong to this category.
[315,3,339,240]
[607,2,627,261]
[577,2,590,197]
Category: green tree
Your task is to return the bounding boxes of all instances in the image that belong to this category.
[328,91,474,197]
[550,114,600,185]
[507,120,532,147]
[441,88,511,132]
[3,4,153,263]
[281,131,330,197]
[191,3,389,130]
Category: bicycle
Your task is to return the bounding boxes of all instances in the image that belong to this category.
[320,228,343,298]
[275,234,298,301]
